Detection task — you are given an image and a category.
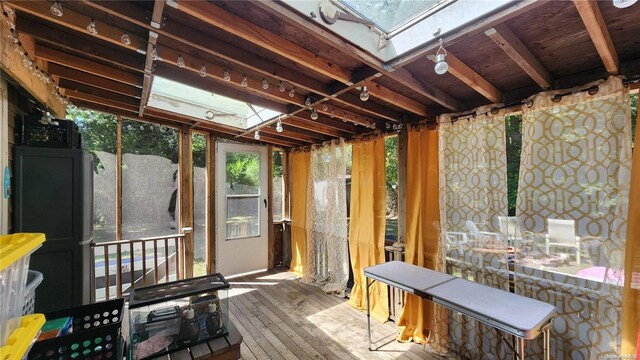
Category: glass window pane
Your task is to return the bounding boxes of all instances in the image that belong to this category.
[340,0,444,32]
[272,150,283,221]
[121,119,179,239]
[226,197,260,238]
[72,107,117,243]
[225,152,259,195]
[192,133,207,276]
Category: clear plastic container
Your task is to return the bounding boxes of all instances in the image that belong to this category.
[0,234,45,347]
[22,271,44,316]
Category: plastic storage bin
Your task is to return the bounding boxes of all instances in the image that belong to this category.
[0,233,45,347]
[27,298,124,360]
[23,271,44,316]
[0,314,46,360]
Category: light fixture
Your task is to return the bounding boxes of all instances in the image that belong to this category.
[279,81,285,92]
[330,109,335,118]
[241,75,248,88]
[151,46,160,61]
[289,87,295,98]
[39,110,52,125]
[434,38,448,75]
[305,97,312,106]
[310,108,319,120]
[321,103,328,111]
[613,0,638,8]
[120,33,131,45]
[177,55,185,68]
[262,78,269,90]
[87,19,98,36]
[205,109,215,120]
[254,130,260,140]
[223,70,231,81]
[360,85,369,101]
[276,119,283,133]
[50,2,63,17]
[199,64,207,77]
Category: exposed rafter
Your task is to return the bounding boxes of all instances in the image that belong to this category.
[427,52,502,104]
[139,0,165,116]
[572,0,619,75]
[485,24,553,89]
[48,63,141,98]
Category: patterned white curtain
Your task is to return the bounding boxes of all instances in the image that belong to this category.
[515,76,631,359]
[304,139,349,294]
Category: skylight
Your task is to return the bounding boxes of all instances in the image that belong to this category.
[148,77,282,129]
[340,0,445,33]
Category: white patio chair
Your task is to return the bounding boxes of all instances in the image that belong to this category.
[465,220,504,248]
[444,231,469,253]
[498,216,522,242]
[545,219,581,264]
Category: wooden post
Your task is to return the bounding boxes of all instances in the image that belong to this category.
[179,125,194,278]
[397,128,408,245]
[116,116,122,240]
[267,146,275,269]
[206,135,216,274]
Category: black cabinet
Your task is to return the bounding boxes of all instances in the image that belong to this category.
[13,146,93,313]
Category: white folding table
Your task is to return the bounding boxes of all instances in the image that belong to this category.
[364,261,556,360]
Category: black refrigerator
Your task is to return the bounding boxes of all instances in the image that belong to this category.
[13,146,93,313]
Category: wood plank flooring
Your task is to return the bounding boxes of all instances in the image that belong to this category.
[228,268,444,360]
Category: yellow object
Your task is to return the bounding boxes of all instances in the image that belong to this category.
[0,234,45,271]
[0,314,46,360]
[396,128,447,350]
[290,151,310,276]
[347,137,389,323]
[622,108,640,355]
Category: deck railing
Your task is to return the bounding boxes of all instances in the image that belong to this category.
[90,233,185,301]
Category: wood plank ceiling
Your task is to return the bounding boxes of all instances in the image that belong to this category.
[5,0,640,149]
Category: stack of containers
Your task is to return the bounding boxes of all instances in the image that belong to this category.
[0,233,46,360]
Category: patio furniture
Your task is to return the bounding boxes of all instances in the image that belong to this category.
[444,231,469,253]
[363,261,555,358]
[498,216,522,241]
[581,238,624,285]
[545,219,582,264]
[465,220,504,248]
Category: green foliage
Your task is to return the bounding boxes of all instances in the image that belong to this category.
[121,119,179,163]
[192,133,207,168]
[69,106,117,172]
[226,152,259,189]
[385,136,398,190]
[273,150,283,178]
[505,115,522,216]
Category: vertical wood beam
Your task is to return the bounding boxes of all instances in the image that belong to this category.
[206,135,216,274]
[572,0,619,75]
[116,116,123,240]
[180,125,194,278]
[267,146,275,269]
[397,129,408,245]
[485,24,553,89]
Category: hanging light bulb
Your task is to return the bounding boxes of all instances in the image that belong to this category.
[199,64,207,77]
[86,19,98,35]
[279,81,285,92]
[613,0,638,8]
[177,55,185,68]
[330,109,335,118]
[310,108,319,120]
[262,78,269,90]
[304,97,312,106]
[275,119,283,133]
[321,103,328,111]
[120,33,131,45]
[289,87,295,98]
[254,130,260,140]
[360,85,369,101]
[434,39,448,75]
[50,2,63,17]
[152,46,162,61]
[223,70,231,81]
[241,75,248,88]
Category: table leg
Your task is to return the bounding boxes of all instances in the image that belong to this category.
[366,277,372,351]
[517,337,525,360]
[544,326,550,360]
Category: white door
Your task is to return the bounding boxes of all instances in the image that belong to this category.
[216,142,269,276]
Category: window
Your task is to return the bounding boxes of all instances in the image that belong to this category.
[225,152,260,239]
[272,150,284,222]
[121,119,179,239]
[192,133,207,276]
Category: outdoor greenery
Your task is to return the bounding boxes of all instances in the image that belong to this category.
[226,152,259,190]
[505,114,522,216]
[385,136,399,217]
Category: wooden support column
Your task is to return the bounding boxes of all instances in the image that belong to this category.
[116,116,123,240]
[180,125,194,278]
[206,135,216,274]
[267,146,275,269]
[397,128,408,245]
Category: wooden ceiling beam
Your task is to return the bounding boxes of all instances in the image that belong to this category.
[291,113,359,134]
[258,126,317,144]
[81,0,404,122]
[15,16,145,73]
[58,78,139,106]
[7,0,146,53]
[168,0,429,117]
[35,45,142,87]
[284,117,352,138]
[65,91,139,114]
[572,0,619,75]
[139,0,165,117]
[428,52,502,103]
[485,24,553,89]
[48,63,141,98]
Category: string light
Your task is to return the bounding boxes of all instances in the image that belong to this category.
[289,87,296,98]
[276,118,283,133]
[151,46,161,61]
[241,75,248,88]
[50,2,63,17]
[199,64,207,77]
[310,108,319,120]
[279,81,285,92]
[223,70,231,81]
[177,55,185,68]
[254,130,260,140]
[262,79,269,90]
[434,38,448,75]
[360,86,369,101]
[120,33,131,45]
[304,97,312,106]
[86,19,98,36]
[321,103,328,111]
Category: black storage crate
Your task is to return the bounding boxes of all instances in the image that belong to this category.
[28,299,125,360]
[20,116,81,148]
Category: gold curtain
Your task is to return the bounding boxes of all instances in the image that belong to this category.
[622,108,640,356]
[290,151,310,276]
[396,128,447,350]
[347,137,389,323]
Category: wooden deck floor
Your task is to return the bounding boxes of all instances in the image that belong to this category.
[228,268,444,360]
